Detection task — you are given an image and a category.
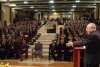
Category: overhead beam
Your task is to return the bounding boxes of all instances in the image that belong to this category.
[5,1,100,4]
[9,0,36,1]
[11,6,95,8]
[16,9,90,12]
[0,0,7,2]
[12,8,92,11]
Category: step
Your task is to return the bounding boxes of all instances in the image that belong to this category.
[29,45,49,49]
[38,38,55,40]
[39,37,55,39]
[29,44,50,47]
[40,35,56,37]
[36,40,51,42]
[28,49,49,54]
[39,36,55,38]
[28,53,49,56]
[28,49,49,52]
[28,32,56,58]
[34,42,51,44]
[41,33,56,35]
[28,50,49,54]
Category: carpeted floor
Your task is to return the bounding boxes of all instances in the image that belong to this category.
[19,58,72,64]
[0,58,73,67]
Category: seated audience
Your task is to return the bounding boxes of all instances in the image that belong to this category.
[58,39,67,61]
[49,40,58,61]
[19,40,28,61]
[10,38,17,58]
[0,39,7,60]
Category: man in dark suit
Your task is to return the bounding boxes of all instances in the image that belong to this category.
[58,39,67,61]
[49,40,58,61]
[66,23,100,67]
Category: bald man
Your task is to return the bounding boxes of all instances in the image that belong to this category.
[66,23,100,67]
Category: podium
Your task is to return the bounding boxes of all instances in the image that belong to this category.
[73,47,85,67]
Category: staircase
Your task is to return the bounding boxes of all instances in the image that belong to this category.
[28,25,57,58]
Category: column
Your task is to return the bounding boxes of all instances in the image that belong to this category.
[38,12,41,20]
[41,12,43,20]
[94,6,99,19]
[1,3,5,27]
[73,12,75,20]
[39,12,41,20]
[1,3,11,27]
[10,8,13,24]
[0,3,1,27]
[99,6,100,19]
[35,13,38,20]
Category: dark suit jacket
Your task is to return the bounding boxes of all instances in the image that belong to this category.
[73,31,100,64]
[58,43,68,53]
[49,43,57,51]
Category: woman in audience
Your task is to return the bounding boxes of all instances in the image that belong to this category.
[19,40,28,61]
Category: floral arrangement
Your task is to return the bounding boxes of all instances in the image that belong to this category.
[0,62,11,67]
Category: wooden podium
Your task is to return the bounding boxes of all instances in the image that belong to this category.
[73,47,85,67]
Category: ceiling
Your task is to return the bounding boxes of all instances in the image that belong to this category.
[0,0,100,12]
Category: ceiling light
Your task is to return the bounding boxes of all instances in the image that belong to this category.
[76,0,80,2]
[52,9,55,11]
[24,1,28,4]
[30,6,34,8]
[35,10,38,11]
[9,4,17,6]
[72,5,76,8]
[68,15,70,17]
[94,3,96,5]
[49,0,54,3]
[71,9,74,11]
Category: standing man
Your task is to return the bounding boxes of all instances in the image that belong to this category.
[66,23,100,67]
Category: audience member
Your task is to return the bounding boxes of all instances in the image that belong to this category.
[49,40,58,61]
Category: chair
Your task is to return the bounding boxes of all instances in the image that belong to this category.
[15,48,28,59]
[32,42,43,60]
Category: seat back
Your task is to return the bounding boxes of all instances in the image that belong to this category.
[35,43,42,50]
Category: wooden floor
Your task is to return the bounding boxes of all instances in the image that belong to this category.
[0,60,73,67]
